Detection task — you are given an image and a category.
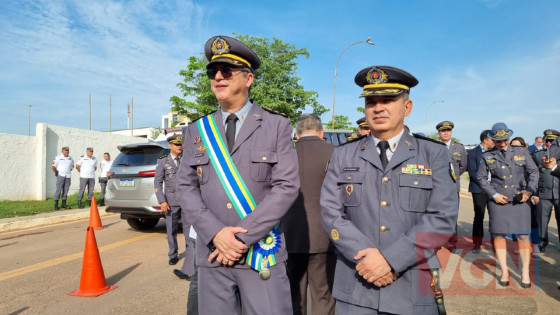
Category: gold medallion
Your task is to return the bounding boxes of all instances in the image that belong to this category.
[197,166,203,177]
[346,184,354,196]
[259,258,271,280]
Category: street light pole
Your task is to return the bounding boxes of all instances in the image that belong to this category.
[28,105,31,136]
[331,37,375,129]
[425,100,445,135]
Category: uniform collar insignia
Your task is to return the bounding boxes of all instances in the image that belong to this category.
[405,140,412,147]
[196,145,207,151]
[253,113,261,120]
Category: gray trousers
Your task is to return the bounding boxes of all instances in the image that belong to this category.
[99,177,108,199]
[54,176,71,201]
[198,263,292,315]
[166,205,187,259]
[187,245,198,315]
[537,198,560,246]
[78,177,95,201]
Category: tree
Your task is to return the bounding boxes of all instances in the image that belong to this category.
[324,115,352,130]
[170,34,327,124]
[150,128,162,140]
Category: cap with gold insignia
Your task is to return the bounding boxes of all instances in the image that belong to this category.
[347,132,360,141]
[62,146,69,151]
[167,134,183,145]
[354,65,418,97]
[436,121,454,131]
[543,129,560,141]
[205,35,261,72]
[86,147,94,152]
[356,116,367,127]
[489,122,513,140]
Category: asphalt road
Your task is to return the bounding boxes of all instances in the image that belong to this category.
[1,192,559,314]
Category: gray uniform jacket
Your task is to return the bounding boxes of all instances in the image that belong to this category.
[155,154,181,207]
[449,141,467,192]
[176,101,300,269]
[283,135,335,254]
[321,132,458,314]
[532,149,559,200]
[477,146,539,200]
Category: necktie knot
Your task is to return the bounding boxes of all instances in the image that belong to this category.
[174,157,180,166]
[226,113,239,123]
[378,141,390,150]
[226,113,238,153]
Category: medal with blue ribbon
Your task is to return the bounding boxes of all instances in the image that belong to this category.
[197,114,281,272]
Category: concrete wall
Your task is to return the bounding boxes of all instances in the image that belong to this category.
[0,123,145,201]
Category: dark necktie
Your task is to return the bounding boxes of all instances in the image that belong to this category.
[378,141,390,169]
[501,149,506,158]
[226,113,238,153]
[174,157,180,167]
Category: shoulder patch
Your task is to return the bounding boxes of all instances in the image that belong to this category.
[412,133,445,146]
[339,135,367,146]
[159,154,168,159]
[261,107,287,117]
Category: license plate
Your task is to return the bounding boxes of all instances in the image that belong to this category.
[119,179,134,187]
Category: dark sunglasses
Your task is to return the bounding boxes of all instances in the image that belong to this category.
[206,66,248,79]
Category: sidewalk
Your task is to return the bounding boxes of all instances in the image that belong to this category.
[0,206,116,233]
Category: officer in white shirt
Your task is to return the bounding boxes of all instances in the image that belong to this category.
[76,147,98,208]
[98,152,113,206]
[52,146,74,210]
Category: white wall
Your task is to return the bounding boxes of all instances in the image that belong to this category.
[0,123,145,201]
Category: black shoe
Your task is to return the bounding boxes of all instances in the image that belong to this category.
[54,200,59,211]
[173,269,191,280]
[99,198,105,207]
[539,245,546,253]
[497,278,510,287]
[472,245,481,254]
[78,200,83,209]
[169,257,179,265]
[61,200,71,209]
[520,281,531,289]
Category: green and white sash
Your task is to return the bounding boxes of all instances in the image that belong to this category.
[197,114,281,271]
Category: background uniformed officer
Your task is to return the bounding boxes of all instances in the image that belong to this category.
[321,65,458,314]
[436,120,467,253]
[52,146,74,210]
[532,129,560,253]
[98,152,113,207]
[176,35,299,315]
[356,116,370,136]
[76,147,97,209]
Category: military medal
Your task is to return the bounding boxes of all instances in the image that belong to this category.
[194,136,201,144]
[259,258,271,280]
[346,184,354,196]
[197,166,203,177]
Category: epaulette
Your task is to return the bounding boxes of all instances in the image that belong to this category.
[412,133,445,146]
[261,107,287,117]
[190,110,218,124]
[533,148,544,153]
[339,134,367,146]
[159,154,168,159]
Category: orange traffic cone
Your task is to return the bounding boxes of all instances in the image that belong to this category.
[89,196,103,230]
[68,226,118,297]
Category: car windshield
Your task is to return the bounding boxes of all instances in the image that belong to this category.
[114,146,169,167]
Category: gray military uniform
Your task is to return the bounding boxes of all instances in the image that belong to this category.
[321,132,458,314]
[532,148,560,247]
[154,154,195,276]
[477,146,539,233]
[448,141,467,192]
[176,101,300,314]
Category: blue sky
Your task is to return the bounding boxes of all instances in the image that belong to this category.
[1,0,559,144]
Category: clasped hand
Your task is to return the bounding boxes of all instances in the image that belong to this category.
[209,226,248,266]
[355,248,397,288]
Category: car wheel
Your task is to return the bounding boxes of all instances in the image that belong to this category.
[126,218,159,230]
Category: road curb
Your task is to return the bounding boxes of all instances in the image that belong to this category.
[0,208,117,233]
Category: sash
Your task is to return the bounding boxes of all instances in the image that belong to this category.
[197,114,281,271]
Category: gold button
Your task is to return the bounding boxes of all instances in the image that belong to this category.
[503,175,506,179]
[226,203,233,209]
[414,180,419,185]
[347,176,352,180]
[197,160,201,163]
[504,185,508,188]
[381,177,389,183]
[262,156,267,161]
[380,201,388,207]
[380,226,387,232]
[502,166,506,169]
[510,175,512,178]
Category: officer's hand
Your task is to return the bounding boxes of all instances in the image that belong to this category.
[518,190,532,203]
[354,248,392,283]
[160,202,170,213]
[532,196,540,205]
[542,157,557,169]
[209,249,235,266]
[493,194,509,204]
[372,271,398,287]
[211,227,248,262]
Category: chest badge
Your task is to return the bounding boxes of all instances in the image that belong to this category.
[197,166,203,177]
[194,136,201,144]
[346,184,354,196]
[196,145,208,151]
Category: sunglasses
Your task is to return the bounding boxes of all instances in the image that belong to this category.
[206,66,248,79]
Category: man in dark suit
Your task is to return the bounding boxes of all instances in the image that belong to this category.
[283,114,336,315]
[468,130,494,253]
[176,35,299,314]
[528,136,544,154]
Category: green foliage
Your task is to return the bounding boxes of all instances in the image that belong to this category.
[0,192,101,219]
[426,132,461,143]
[170,34,327,124]
[324,115,353,130]
[150,128,162,140]
[357,106,365,114]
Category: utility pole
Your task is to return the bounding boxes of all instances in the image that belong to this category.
[131,97,134,136]
[109,95,112,133]
[89,93,92,130]
[28,105,31,136]
[127,103,130,129]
